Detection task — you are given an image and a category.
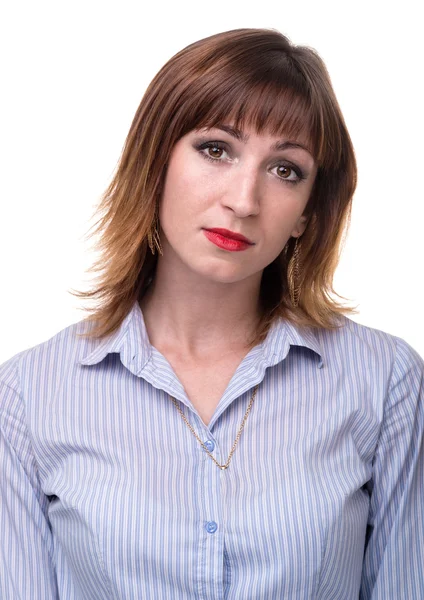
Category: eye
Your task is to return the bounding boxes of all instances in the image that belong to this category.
[196,141,228,162]
[272,163,305,185]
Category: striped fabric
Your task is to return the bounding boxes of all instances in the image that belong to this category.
[1,299,423,599]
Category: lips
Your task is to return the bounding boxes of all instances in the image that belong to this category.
[204,228,254,245]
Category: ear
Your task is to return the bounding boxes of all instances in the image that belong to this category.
[290,214,308,238]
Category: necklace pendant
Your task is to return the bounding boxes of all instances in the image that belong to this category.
[220,465,227,470]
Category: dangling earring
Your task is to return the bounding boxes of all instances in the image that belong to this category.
[147,204,163,256]
[287,236,301,307]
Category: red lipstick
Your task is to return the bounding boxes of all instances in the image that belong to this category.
[205,228,253,244]
[203,228,254,252]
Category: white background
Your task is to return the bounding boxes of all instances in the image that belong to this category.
[1,0,423,363]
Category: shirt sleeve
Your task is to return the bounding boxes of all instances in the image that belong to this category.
[360,336,424,598]
[0,358,59,599]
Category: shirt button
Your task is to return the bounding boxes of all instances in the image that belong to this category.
[205,521,218,534]
[204,440,215,452]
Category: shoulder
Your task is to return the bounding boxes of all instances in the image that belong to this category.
[322,314,397,353]
[0,317,99,401]
[340,315,421,364]
[315,314,423,390]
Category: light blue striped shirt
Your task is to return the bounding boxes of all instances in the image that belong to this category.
[1,300,423,599]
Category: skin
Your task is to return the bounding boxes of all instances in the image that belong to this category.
[140,122,317,361]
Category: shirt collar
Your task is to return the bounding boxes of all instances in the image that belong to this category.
[258,311,324,369]
[78,300,324,372]
[77,301,152,374]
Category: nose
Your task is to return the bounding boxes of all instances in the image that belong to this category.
[221,162,261,218]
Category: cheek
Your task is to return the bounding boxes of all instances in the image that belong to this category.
[261,197,308,248]
[159,170,205,236]
[162,161,190,202]
[267,194,307,226]
[166,148,207,190]
[161,158,215,219]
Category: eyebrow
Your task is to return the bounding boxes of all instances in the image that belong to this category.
[213,124,312,154]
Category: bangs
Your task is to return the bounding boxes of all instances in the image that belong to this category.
[174,56,343,170]
[200,83,317,158]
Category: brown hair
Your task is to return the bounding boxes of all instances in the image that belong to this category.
[70,27,358,348]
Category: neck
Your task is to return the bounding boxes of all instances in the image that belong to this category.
[139,257,262,361]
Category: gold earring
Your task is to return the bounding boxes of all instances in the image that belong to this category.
[287,236,301,307]
[147,206,163,256]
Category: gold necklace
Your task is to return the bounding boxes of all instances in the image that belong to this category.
[169,383,259,470]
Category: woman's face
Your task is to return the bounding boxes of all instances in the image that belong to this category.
[157,122,317,285]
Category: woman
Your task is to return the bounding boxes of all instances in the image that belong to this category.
[1,28,423,599]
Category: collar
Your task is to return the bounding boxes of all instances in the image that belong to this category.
[78,300,324,373]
